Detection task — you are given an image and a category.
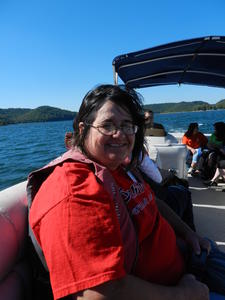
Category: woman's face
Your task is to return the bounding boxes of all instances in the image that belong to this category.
[80,100,135,170]
[214,126,218,134]
[193,127,198,135]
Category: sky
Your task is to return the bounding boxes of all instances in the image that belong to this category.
[0,0,225,112]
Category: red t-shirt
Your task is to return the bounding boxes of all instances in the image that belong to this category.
[30,162,126,299]
[30,162,185,299]
[182,132,208,149]
[111,167,185,285]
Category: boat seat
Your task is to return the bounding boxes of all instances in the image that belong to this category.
[145,133,178,145]
[145,137,188,179]
[145,127,166,137]
[0,181,32,300]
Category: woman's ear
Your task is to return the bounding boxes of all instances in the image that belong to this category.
[78,122,85,134]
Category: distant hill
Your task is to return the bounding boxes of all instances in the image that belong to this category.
[215,99,225,108]
[144,99,225,113]
[0,106,76,126]
[1,99,225,126]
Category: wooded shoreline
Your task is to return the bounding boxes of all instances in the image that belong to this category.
[1,100,225,126]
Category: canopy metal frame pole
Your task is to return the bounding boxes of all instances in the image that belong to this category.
[112,64,118,85]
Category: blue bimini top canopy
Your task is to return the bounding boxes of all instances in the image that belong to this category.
[112,36,225,89]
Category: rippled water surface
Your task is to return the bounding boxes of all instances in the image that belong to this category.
[0,110,225,191]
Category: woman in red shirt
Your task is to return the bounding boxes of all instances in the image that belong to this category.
[182,123,208,174]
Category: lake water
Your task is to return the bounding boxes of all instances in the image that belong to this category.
[0,109,225,191]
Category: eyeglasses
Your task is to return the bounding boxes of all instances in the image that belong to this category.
[85,122,138,136]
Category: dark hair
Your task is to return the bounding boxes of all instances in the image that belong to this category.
[185,122,199,138]
[73,84,145,167]
[214,122,225,141]
[145,110,153,114]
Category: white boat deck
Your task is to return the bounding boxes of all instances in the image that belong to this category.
[189,175,225,252]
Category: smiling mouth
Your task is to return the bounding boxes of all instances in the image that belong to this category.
[108,143,126,148]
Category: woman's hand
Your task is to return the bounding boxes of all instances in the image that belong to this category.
[184,230,211,255]
[190,147,196,154]
[72,274,210,300]
[178,274,209,300]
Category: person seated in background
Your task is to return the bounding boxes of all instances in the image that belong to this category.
[140,163,196,231]
[203,128,225,186]
[204,159,225,187]
[28,84,211,300]
[144,109,166,136]
[199,122,225,180]
[208,122,225,150]
[182,123,208,175]
[65,117,77,149]
[65,131,73,149]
